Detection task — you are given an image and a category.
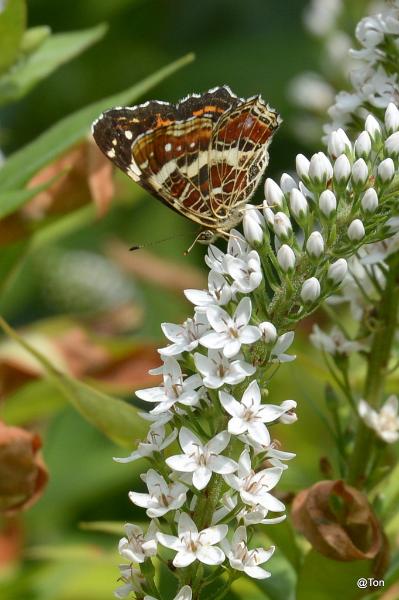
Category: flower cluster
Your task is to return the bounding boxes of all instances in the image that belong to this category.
[327,0,399,133]
[113,100,399,599]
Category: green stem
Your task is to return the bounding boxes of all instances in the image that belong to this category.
[347,253,399,487]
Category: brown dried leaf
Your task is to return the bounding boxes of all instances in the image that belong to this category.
[0,422,48,515]
[24,139,114,219]
[292,480,384,561]
[106,240,206,293]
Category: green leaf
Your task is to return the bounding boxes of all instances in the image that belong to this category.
[0,23,107,106]
[0,0,26,75]
[296,550,372,600]
[20,25,51,54]
[0,316,145,446]
[0,52,195,191]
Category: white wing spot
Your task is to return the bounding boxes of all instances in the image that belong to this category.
[112,138,117,146]
[165,143,172,152]
[125,130,133,140]
[107,148,116,158]
[189,142,196,148]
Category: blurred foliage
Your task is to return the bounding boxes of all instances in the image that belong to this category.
[0,1,397,599]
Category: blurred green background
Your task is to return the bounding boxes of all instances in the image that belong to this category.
[0,1,379,599]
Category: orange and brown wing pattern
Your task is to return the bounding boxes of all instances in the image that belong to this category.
[92,86,280,231]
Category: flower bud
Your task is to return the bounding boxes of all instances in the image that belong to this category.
[365,114,381,141]
[354,131,371,158]
[264,178,284,208]
[243,206,264,245]
[348,218,365,241]
[290,188,308,219]
[327,258,348,285]
[277,244,296,272]
[301,277,321,304]
[351,158,368,186]
[296,154,310,180]
[385,131,399,157]
[377,158,395,183]
[263,205,275,226]
[327,129,352,158]
[333,154,351,186]
[385,103,399,134]
[259,321,278,344]
[280,173,297,195]
[306,231,324,258]
[273,212,292,239]
[361,188,378,213]
[319,190,337,217]
[309,152,333,186]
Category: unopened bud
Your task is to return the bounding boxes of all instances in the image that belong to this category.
[361,188,378,213]
[354,131,371,158]
[333,154,351,186]
[277,244,296,272]
[327,258,348,285]
[306,231,324,258]
[319,190,337,217]
[301,277,321,304]
[259,321,278,344]
[377,158,395,183]
[385,103,399,134]
[273,212,292,240]
[290,188,308,220]
[264,178,284,208]
[348,218,365,241]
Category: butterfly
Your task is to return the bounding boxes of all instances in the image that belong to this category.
[92,85,280,244]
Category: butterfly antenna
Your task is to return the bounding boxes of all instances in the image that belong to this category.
[129,233,186,251]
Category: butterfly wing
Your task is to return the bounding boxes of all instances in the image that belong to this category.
[92,87,243,228]
[209,96,280,221]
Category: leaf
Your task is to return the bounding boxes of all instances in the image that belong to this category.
[0,172,61,219]
[0,0,26,75]
[0,316,146,446]
[0,23,107,106]
[0,52,195,191]
[296,550,371,600]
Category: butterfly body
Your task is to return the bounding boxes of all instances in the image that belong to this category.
[92,86,280,241]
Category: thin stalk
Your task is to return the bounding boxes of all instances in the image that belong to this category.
[347,253,399,487]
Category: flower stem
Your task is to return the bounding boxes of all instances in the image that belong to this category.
[347,253,399,487]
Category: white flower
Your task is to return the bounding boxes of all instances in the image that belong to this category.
[290,188,308,220]
[319,190,337,217]
[220,380,294,446]
[354,131,371,158]
[273,211,293,239]
[263,443,296,469]
[237,504,287,526]
[385,131,399,157]
[184,270,232,308]
[333,154,351,185]
[156,512,227,567]
[224,449,285,512]
[258,321,277,345]
[145,586,192,600]
[377,157,395,183]
[223,526,275,579]
[306,231,324,258]
[113,425,178,463]
[310,325,365,356]
[278,400,297,424]
[351,158,368,185]
[301,277,321,303]
[348,219,365,241]
[200,297,261,358]
[118,521,158,564]
[159,313,210,356]
[243,205,265,245]
[136,358,203,414]
[385,102,399,133]
[115,565,145,598]
[277,244,296,272]
[270,330,296,362]
[358,396,399,443]
[129,469,188,517]
[225,250,262,293]
[327,258,348,284]
[193,349,255,389]
[361,188,378,213]
[264,178,284,208]
[296,154,310,180]
[205,244,227,274]
[280,173,297,195]
[327,128,352,158]
[386,216,399,233]
[308,152,333,185]
[166,428,237,490]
